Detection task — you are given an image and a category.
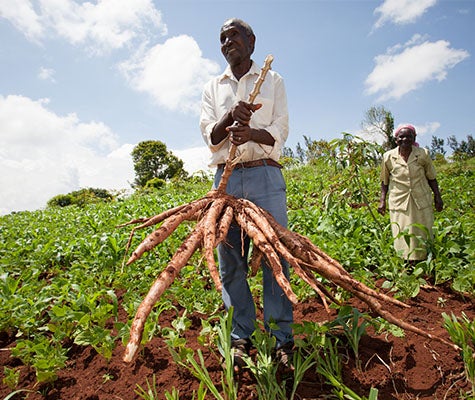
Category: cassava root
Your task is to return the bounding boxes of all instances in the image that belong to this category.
[121,190,458,362]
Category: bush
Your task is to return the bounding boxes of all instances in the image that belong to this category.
[144,177,166,190]
[47,188,113,208]
[47,194,75,207]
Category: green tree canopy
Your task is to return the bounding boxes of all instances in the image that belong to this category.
[430,136,446,159]
[447,134,475,160]
[131,140,187,188]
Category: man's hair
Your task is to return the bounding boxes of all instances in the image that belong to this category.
[222,18,255,40]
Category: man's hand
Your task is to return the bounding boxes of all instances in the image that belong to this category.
[227,123,252,145]
[230,101,262,126]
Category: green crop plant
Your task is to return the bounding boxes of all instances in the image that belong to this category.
[10,336,68,383]
[326,306,370,371]
[183,310,240,400]
[165,310,238,400]
[244,328,287,400]
[240,321,318,400]
[443,312,475,397]
[163,387,181,400]
[0,151,473,395]
[292,319,329,354]
[2,367,20,391]
[315,337,379,400]
[135,374,160,400]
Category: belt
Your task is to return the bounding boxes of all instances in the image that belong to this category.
[217,158,282,170]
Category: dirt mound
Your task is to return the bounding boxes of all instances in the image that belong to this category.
[1,283,473,400]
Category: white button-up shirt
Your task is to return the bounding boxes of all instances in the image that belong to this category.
[200,60,289,167]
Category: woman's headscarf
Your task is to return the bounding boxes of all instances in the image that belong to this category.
[394,124,416,137]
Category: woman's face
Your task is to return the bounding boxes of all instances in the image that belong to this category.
[396,128,416,148]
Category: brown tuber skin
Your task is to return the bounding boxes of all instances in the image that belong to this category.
[121,190,459,362]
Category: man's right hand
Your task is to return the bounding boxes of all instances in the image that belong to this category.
[230,101,262,126]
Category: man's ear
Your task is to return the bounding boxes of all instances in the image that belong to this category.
[249,35,256,54]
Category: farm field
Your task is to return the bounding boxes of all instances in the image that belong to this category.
[1,154,474,400]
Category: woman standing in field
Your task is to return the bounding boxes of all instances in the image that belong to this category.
[378,124,444,262]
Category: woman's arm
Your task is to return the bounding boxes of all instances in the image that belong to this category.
[428,179,443,212]
[378,182,389,215]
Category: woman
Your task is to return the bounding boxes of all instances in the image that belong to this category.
[378,124,443,262]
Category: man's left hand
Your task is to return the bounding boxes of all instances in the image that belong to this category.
[227,123,253,145]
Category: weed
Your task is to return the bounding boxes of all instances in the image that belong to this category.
[135,374,159,400]
[315,337,379,400]
[443,312,475,396]
[326,306,370,370]
[2,367,20,390]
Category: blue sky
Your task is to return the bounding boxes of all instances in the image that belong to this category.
[0,0,473,214]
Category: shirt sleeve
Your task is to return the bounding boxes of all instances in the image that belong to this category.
[259,73,289,160]
[267,74,289,145]
[200,80,227,153]
[380,152,390,185]
[422,148,437,180]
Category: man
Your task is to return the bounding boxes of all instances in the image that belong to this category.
[200,18,293,371]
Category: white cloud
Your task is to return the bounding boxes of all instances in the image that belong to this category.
[374,0,437,29]
[365,36,469,101]
[38,66,56,82]
[356,127,386,145]
[172,146,212,176]
[119,35,220,114]
[0,94,135,215]
[395,121,440,137]
[0,0,166,54]
[0,0,44,41]
[0,95,213,215]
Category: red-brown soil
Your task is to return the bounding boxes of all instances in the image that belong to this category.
[1,282,473,400]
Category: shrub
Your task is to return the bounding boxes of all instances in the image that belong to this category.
[144,177,166,190]
[47,188,113,208]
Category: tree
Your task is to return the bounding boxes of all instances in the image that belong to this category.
[429,136,446,159]
[361,106,395,150]
[447,135,475,160]
[293,135,336,163]
[281,146,295,159]
[302,136,336,162]
[131,140,187,188]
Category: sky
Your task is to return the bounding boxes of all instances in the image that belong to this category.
[0,0,473,215]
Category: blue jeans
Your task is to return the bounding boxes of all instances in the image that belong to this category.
[213,164,293,347]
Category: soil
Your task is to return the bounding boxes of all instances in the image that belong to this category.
[1,281,474,400]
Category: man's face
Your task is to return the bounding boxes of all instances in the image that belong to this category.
[220,22,254,67]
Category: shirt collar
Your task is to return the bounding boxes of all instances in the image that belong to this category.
[218,60,259,82]
[389,146,420,161]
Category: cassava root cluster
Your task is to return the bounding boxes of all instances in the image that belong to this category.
[120,188,458,362]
